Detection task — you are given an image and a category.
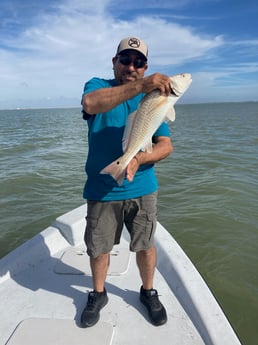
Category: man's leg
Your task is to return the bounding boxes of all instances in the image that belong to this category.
[80,254,109,328]
[81,200,123,328]
[136,246,156,290]
[137,246,167,326]
[125,194,167,325]
[90,253,110,292]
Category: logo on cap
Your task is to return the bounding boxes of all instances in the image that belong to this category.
[128,38,141,48]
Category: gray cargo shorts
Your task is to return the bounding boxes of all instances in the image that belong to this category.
[85,192,157,258]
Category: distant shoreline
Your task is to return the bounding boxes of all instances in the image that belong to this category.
[0,101,257,112]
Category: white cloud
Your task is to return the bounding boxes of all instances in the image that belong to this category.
[0,0,256,108]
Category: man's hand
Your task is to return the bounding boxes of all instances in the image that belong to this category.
[126,156,140,182]
[142,73,171,96]
[125,136,173,183]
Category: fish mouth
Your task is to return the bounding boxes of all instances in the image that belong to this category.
[169,73,192,96]
[170,88,178,96]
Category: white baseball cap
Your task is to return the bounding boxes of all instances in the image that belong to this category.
[116,37,148,59]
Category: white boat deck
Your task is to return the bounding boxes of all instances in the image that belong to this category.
[0,205,241,345]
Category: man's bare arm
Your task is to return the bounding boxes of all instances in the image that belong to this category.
[82,73,172,115]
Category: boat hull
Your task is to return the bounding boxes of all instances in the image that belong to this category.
[0,205,241,345]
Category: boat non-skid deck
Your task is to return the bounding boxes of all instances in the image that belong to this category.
[6,319,114,345]
[0,205,241,345]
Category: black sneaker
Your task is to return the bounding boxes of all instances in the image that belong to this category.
[80,289,108,327]
[140,286,167,326]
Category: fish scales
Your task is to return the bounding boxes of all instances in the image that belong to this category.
[124,92,167,153]
[100,73,192,185]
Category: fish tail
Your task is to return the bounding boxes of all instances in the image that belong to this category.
[100,159,126,186]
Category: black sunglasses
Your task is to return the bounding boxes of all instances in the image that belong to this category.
[118,55,147,69]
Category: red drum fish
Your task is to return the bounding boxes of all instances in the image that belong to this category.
[101,73,192,185]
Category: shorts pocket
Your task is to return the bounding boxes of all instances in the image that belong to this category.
[129,209,157,251]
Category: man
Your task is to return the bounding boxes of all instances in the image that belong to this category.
[80,36,173,328]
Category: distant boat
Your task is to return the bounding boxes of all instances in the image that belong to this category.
[0,204,241,345]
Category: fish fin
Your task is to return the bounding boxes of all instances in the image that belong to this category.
[141,140,153,153]
[100,159,126,186]
[165,106,176,122]
[122,111,137,152]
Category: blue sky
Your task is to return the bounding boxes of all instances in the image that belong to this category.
[0,0,257,109]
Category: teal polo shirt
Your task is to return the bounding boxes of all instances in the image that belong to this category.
[82,77,170,201]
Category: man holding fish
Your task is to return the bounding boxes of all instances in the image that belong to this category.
[80,36,191,328]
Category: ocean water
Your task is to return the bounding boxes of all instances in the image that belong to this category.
[0,103,257,344]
